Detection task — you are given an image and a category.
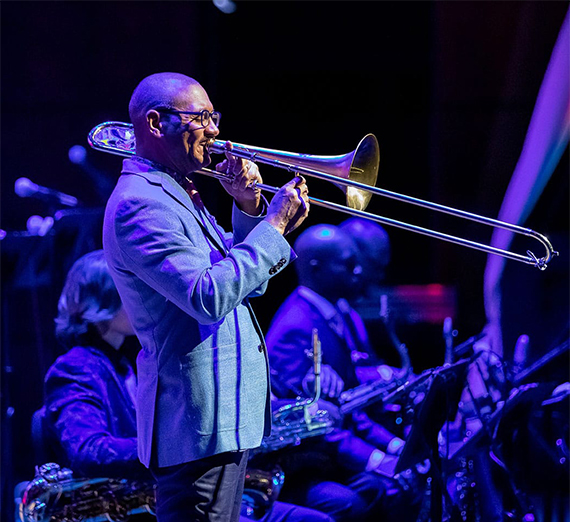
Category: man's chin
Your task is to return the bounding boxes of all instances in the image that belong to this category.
[192,151,212,171]
[202,154,212,169]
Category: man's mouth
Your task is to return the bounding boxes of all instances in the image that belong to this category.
[204,138,216,152]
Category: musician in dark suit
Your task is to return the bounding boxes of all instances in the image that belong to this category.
[266,225,422,522]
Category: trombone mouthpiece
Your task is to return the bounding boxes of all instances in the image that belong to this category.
[206,139,222,154]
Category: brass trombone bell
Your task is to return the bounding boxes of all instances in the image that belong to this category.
[206,135,380,212]
[88,121,558,269]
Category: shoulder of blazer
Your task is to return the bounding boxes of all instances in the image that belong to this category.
[120,168,195,215]
[118,170,229,253]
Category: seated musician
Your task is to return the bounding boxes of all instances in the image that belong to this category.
[38,250,332,522]
[266,225,424,522]
[337,218,400,370]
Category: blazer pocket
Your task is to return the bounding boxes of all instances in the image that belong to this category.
[180,345,247,436]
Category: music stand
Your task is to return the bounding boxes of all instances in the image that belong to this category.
[396,358,470,473]
[394,359,470,520]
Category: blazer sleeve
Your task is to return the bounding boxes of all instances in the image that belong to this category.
[44,357,149,479]
[110,194,292,324]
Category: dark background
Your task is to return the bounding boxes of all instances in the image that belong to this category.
[1,1,568,518]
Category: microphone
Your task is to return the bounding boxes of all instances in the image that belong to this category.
[15,177,79,207]
[26,215,55,236]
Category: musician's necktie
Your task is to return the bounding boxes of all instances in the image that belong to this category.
[182,178,206,211]
[336,298,371,364]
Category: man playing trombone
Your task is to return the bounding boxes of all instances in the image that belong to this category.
[102,72,310,522]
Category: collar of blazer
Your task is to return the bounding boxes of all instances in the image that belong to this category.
[121,157,229,255]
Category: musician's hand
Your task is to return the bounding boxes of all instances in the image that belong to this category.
[366,449,399,477]
[316,398,342,423]
[387,436,405,456]
[215,141,262,215]
[476,320,503,358]
[355,364,395,384]
[265,176,310,236]
[303,364,344,399]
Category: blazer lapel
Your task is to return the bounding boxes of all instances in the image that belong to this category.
[122,161,229,254]
[158,174,230,255]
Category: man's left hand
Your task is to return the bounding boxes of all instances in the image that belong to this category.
[215,142,263,215]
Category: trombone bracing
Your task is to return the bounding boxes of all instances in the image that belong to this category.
[88,121,558,270]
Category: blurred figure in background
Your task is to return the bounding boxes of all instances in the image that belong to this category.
[481,8,569,360]
[44,250,143,480]
[28,250,155,521]
[338,218,413,375]
[266,224,424,522]
[339,217,391,288]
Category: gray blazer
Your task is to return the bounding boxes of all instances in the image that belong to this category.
[103,158,292,468]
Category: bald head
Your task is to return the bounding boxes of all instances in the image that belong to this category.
[127,72,216,173]
[339,217,390,283]
[129,72,201,131]
[294,224,362,301]
[295,225,353,263]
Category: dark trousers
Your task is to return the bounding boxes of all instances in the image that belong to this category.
[151,450,249,522]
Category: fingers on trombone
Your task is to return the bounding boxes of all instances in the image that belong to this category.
[215,160,235,183]
[234,161,258,191]
[221,141,240,175]
[293,175,310,211]
[293,175,307,188]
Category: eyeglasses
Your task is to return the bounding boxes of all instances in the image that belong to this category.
[155,107,221,128]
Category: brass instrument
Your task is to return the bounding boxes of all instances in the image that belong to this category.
[256,329,335,454]
[244,331,334,519]
[88,121,558,269]
[338,374,409,417]
[19,462,155,522]
[241,467,285,520]
[256,403,334,454]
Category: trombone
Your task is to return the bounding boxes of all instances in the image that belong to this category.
[88,121,558,270]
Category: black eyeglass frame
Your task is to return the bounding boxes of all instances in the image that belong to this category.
[154,107,221,128]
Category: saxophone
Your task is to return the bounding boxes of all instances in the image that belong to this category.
[257,329,336,454]
[244,330,336,520]
[338,372,410,416]
[19,462,156,522]
[256,399,335,454]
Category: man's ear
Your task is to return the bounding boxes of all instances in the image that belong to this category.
[309,258,320,272]
[145,110,162,138]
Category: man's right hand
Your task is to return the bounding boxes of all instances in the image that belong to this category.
[265,176,310,235]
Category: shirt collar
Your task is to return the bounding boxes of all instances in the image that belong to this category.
[131,155,188,188]
[297,286,339,322]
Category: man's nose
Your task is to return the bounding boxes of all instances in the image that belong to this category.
[206,119,220,136]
